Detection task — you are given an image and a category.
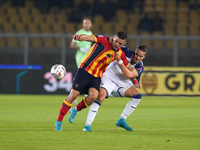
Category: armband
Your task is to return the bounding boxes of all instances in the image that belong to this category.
[118,60,123,65]
[133,80,138,84]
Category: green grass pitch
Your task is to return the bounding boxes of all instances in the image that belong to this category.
[0,95,200,150]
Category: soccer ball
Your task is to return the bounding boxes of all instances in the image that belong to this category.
[50,64,66,79]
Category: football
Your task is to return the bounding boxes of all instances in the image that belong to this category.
[50,64,66,79]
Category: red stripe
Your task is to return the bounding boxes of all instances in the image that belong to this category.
[97,53,115,77]
[93,56,107,76]
[85,44,106,73]
[80,44,98,68]
[97,64,105,77]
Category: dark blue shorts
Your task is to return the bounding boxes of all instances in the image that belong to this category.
[72,68,101,94]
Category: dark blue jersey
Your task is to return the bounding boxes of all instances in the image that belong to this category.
[121,46,144,83]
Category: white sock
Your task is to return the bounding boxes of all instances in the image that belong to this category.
[120,98,141,119]
[85,102,100,126]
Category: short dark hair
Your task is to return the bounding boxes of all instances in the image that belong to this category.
[116,31,127,40]
[137,45,147,54]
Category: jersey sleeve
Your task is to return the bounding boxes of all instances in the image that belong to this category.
[121,46,133,59]
[119,50,129,67]
[94,35,108,44]
[134,63,144,82]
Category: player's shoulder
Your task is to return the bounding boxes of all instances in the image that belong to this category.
[121,46,133,58]
[95,35,108,39]
[136,61,144,68]
[94,35,109,43]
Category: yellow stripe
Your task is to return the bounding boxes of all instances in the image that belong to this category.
[88,50,115,77]
[93,35,97,42]
[125,63,129,67]
[83,98,89,107]
[134,68,139,77]
[118,50,122,55]
[63,100,72,106]
[96,99,102,104]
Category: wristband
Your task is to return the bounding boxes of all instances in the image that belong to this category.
[133,80,138,84]
[118,60,123,65]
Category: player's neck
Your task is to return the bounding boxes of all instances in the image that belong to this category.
[131,60,137,65]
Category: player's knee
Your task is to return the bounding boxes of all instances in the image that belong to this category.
[132,93,142,99]
[97,94,106,102]
[86,95,97,106]
[67,89,79,102]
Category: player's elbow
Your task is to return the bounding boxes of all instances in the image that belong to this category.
[125,74,133,79]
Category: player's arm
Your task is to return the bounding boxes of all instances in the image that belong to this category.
[70,39,90,53]
[120,64,138,79]
[72,34,96,42]
[70,40,79,49]
[131,77,142,88]
[115,52,138,79]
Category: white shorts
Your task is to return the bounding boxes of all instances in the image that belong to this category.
[101,71,135,97]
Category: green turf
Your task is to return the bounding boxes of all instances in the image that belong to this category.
[0,95,200,150]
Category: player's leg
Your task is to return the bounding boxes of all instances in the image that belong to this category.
[55,89,80,131]
[116,87,142,131]
[55,68,87,131]
[69,87,99,123]
[121,87,141,118]
[69,75,101,123]
[73,51,87,104]
[83,88,107,131]
[83,76,116,131]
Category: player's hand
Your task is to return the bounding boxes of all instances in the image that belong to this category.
[115,52,121,61]
[72,34,81,41]
[135,83,142,88]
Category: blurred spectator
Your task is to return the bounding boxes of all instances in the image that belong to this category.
[79,0,92,17]
[92,0,104,16]
[68,7,82,23]
[152,12,163,31]
[137,13,153,32]
[103,0,117,22]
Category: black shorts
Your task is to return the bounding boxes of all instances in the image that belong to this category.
[72,68,101,94]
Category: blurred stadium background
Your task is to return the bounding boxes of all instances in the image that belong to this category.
[0,0,200,95]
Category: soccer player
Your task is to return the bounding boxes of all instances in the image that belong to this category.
[70,18,93,68]
[70,18,93,104]
[55,31,129,131]
[80,45,147,131]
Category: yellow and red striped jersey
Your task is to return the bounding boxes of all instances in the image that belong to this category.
[79,35,129,77]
